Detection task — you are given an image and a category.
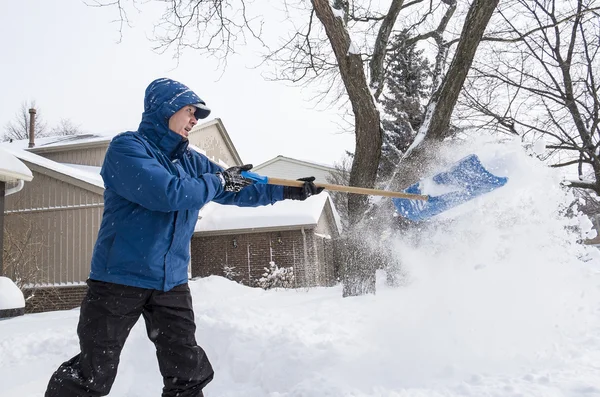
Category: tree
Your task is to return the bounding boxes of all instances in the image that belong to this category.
[460,0,600,194]
[379,32,433,181]
[3,101,47,142]
[92,0,499,296]
[2,103,84,142]
[50,119,85,136]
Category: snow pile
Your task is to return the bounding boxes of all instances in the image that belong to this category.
[0,277,25,310]
[1,138,600,396]
[387,137,600,381]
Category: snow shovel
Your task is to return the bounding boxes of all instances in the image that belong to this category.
[392,154,508,221]
[241,154,507,221]
[240,171,429,200]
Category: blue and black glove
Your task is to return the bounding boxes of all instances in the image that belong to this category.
[283,177,324,200]
[217,164,255,192]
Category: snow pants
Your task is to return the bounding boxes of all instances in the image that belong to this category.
[44,279,214,397]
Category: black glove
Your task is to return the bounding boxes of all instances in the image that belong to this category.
[217,164,255,192]
[283,176,324,200]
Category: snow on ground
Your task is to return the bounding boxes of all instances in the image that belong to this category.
[2,137,600,396]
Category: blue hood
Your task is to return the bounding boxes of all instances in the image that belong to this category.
[138,78,211,159]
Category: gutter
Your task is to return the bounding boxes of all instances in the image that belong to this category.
[4,180,24,196]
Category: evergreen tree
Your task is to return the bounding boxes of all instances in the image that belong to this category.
[379,33,432,181]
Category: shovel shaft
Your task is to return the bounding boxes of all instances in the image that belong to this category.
[266,177,429,200]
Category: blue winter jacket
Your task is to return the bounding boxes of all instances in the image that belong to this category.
[89,78,284,291]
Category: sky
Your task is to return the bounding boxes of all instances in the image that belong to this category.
[0,0,355,167]
[2,137,600,396]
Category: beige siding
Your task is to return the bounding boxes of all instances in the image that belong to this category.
[3,171,104,285]
[252,159,334,184]
[4,172,103,211]
[37,146,108,167]
[188,124,238,167]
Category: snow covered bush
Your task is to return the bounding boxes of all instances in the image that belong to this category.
[222,265,239,281]
[257,261,294,289]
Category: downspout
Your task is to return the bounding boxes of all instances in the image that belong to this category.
[301,227,308,286]
[5,180,24,196]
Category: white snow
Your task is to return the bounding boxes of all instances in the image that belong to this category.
[2,137,600,396]
[0,147,33,182]
[348,40,360,55]
[533,138,547,155]
[196,193,342,233]
[2,146,104,189]
[331,6,345,20]
[0,133,116,151]
[402,101,435,160]
[0,277,25,310]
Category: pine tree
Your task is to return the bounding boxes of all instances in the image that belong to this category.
[379,33,432,181]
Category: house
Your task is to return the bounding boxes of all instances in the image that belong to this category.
[1,120,342,313]
[191,155,342,287]
[191,193,342,288]
[250,155,336,183]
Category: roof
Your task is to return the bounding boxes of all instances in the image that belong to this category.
[0,147,33,183]
[252,155,336,172]
[195,193,342,235]
[0,133,116,152]
[1,146,104,194]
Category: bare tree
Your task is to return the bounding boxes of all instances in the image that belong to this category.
[3,101,47,142]
[460,0,600,193]
[3,212,47,308]
[50,119,85,136]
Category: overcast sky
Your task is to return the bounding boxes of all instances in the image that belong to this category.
[0,0,355,167]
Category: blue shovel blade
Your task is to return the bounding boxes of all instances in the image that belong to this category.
[392,154,508,221]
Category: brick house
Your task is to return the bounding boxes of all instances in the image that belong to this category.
[191,193,342,287]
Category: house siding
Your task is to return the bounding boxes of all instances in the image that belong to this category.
[34,145,109,167]
[188,124,239,167]
[3,171,103,285]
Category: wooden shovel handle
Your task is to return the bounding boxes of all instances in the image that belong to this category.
[266,177,429,201]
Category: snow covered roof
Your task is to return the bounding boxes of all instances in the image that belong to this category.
[1,146,104,190]
[0,133,116,151]
[195,193,342,234]
[0,147,33,183]
[253,155,335,172]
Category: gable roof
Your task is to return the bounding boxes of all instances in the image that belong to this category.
[252,155,336,172]
[194,193,342,235]
[1,146,105,195]
[1,133,115,153]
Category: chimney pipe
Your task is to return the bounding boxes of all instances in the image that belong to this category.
[28,108,36,148]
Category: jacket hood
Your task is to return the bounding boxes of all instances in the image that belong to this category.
[138,78,211,159]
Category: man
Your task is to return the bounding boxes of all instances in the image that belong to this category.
[45,78,322,397]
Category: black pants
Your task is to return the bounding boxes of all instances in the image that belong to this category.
[45,279,214,397]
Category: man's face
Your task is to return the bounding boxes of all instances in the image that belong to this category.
[168,105,198,139]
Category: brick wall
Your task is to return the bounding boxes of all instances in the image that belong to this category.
[191,229,337,287]
[22,284,87,314]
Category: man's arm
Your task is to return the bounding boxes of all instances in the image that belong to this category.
[101,134,224,212]
[188,151,284,207]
